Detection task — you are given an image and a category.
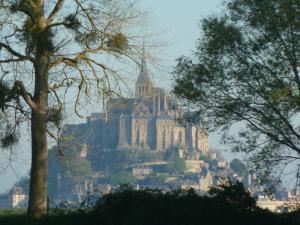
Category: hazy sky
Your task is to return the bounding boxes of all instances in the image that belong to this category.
[0,0,225,194]
[140,0,224,60]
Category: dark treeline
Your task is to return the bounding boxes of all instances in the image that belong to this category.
[0,182,299,225]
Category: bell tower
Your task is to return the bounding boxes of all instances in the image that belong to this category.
[135,46,152,98]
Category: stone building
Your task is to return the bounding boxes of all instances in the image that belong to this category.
[0,187,27,208]
[64,53,209,153]
[11,187,26,208]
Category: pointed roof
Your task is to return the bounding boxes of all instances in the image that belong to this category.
[136,45,152,86]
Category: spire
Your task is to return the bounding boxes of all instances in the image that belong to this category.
[140,42,146,74]
[136,43,151,85]
[135,42,152,98]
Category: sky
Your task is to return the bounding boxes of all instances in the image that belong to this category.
[0,0,226,194]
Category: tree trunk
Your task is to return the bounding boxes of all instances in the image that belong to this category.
[27,52,49,218]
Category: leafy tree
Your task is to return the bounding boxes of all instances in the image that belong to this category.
[110,171,135,185]
[64,157,93,183]
[165,147,186,173]
[174,0,300,179]
[173,156,186,173]
[209,181,257,211]
[0,0,146,217]
[230,158,248,177]
[199,154,208,162]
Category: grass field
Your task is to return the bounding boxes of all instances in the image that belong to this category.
[0,209,26,216]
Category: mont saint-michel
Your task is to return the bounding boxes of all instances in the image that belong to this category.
[2,1,300,223]
[45,54,264,204]
[65,54,209,154]
[1,55,265,208]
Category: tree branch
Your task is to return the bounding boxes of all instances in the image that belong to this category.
[13,80,36,109]
[0,42,33,62]
[0,58,29,63]
[47,0,65,24]
[46,22,72,29]
[74,0,96,31]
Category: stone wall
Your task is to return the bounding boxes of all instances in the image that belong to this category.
[173,126,186,147]
[198,128,209,152]
[155,118,173,151]
[118,114,132,149]
[132,117,150,149]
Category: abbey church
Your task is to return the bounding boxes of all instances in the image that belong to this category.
[65,53,209,153]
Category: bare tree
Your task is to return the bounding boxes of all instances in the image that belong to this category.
[0,0,147,217]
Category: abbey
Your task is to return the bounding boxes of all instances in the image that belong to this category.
[67,54,209,153]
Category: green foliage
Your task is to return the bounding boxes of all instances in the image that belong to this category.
[164,148,176,161]
[1,132,18,148]
[63,14,81,30]
[199,154,209,162]
[0,211,89,225]
[0,82,22,148]
[209,181,256,211]
[230,158,248,177]
[92,185,289,225]
[65,158,93,183]
[0,209,26,216]
[164,147,186,173]
[110,171,135,185]
[88,149,164,172]
[155,172,169,177]
[17,17,55,54]
[47,106,63,129]
[0,184,298,225]
[57,143,93,182]
[173,0,300,175]
[0,82,14,111]
[0,125,19,148]
[173,156,186,173]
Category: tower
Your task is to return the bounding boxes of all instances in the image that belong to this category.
[135,47,152,98]
[196,116,209,152]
